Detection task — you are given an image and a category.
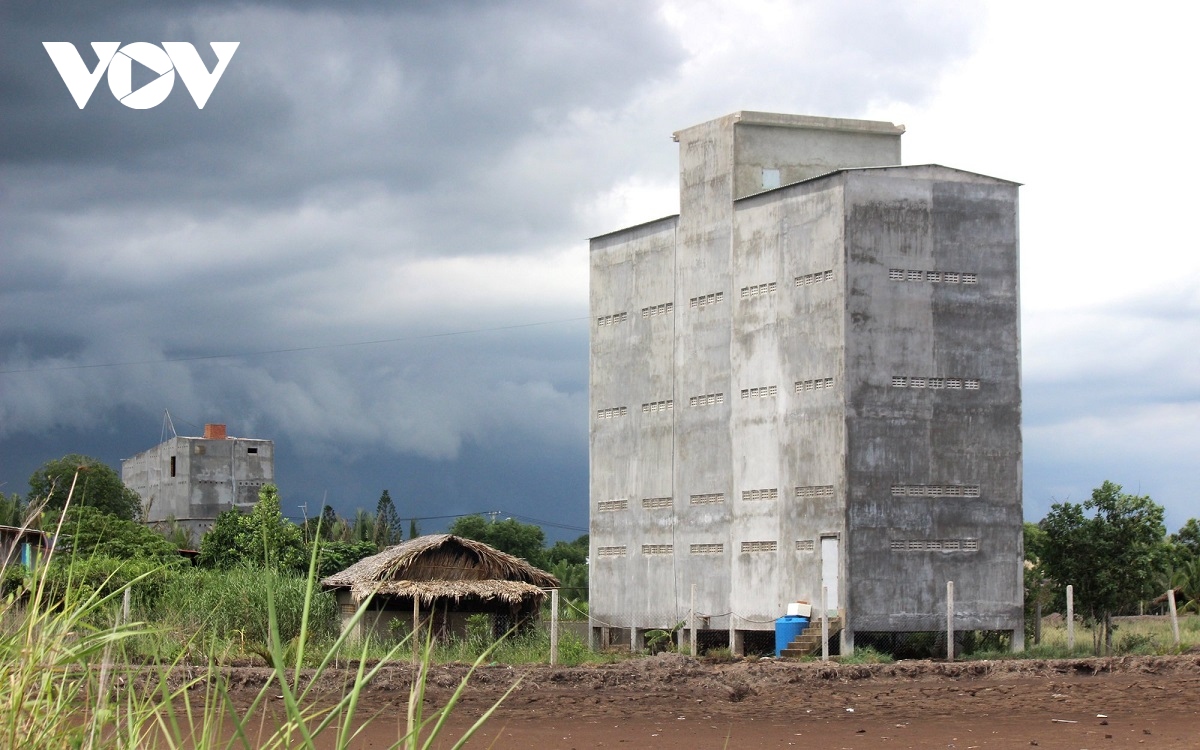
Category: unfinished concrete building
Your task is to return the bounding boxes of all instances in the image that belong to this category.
[588,112,1022,654]
[122,423,274,539]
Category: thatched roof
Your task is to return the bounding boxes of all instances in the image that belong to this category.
[321,534,560,605]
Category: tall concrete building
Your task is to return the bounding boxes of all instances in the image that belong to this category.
[122,423,274,539]
[588,112,1022,654]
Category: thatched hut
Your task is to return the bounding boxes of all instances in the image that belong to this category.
[320,534,559,642]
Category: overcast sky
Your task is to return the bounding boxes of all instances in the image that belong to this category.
[2,1,1197,540]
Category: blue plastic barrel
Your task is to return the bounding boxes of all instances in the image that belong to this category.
[774,615,810,656]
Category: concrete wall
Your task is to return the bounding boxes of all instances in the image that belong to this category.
[589,216,679,629]
[840,167,1022,637]
[123,434,274,538]
[672,114,736,629]
[589,113,1021,648]
[729,178,849,624]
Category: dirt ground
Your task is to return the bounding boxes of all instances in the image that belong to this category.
[220,654,1200,749]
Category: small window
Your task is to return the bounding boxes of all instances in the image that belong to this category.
[247,447,258,454]
[169,456,176,477]
[761,168,781,189]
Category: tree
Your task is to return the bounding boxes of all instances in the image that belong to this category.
[545,533,590,612]
[1023,522,1055,644]
[311,539,377,578]
[409,518,420,539]
[28,454,142,521]
[302,504,340,543]
[0,493,27,527]
[373,489,402,547]
[448,514,546,567]
[1039,481,1168,654]
[57,505,181,563]
[197,484,306,572]
[1168,518,1200,563]
[546,534,589,566]
[348,509,375,543]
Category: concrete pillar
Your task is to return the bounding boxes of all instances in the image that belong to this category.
[731,628,745,657]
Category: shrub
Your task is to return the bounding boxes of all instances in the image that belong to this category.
[839,646,893,664]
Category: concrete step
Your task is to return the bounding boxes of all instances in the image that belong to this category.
[780,618,841,658]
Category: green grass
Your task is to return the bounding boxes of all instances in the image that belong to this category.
[0,483,517,749]
[837,645,894,664]
[1026,614,1200,657]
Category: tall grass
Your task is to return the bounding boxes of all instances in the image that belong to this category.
[1027,614,1200,657]
[144,565,339,662]
[0,474,515,749]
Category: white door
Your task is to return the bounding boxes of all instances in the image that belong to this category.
[820,536,840,615]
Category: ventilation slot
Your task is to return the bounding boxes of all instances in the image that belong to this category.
[890,539,979,552]
[740,540,778,553]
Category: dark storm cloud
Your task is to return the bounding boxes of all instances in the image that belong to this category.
[0,1,995,522]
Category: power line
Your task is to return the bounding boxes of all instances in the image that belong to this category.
[285,509,587,534]
[0,315,589,375]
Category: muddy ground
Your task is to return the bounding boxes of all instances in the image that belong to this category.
[216,654,1200,748]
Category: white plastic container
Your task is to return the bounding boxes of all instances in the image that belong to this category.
[786,601,812,617]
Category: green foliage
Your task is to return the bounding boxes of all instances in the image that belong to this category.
[1,539,512,750]
[302,504,341,543]
[1039,480,1168,654]
[839,645,894,664]
[311,539,378,578]
[1023,520,1056,642]
[0,493,27,526]
[1,563,28,597]
[58,505,182,563]
[374,489,403,547]
[348,508,376,543]
[409,517,419,539]
[449,514,546,567]
[1170,518,1200,558]
[40,556,177,616]
[1167,557,1200,613]
[1166,518,1200,569]
[1023,521,1046,564]
[196,484,306,572]
[1116,630,1159,655]
[545,534,588,566]
[154,516,196,550]
[703,646,735,663]
[643,621,685,654]
[28,454,142,521]
[152,565,339,650]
